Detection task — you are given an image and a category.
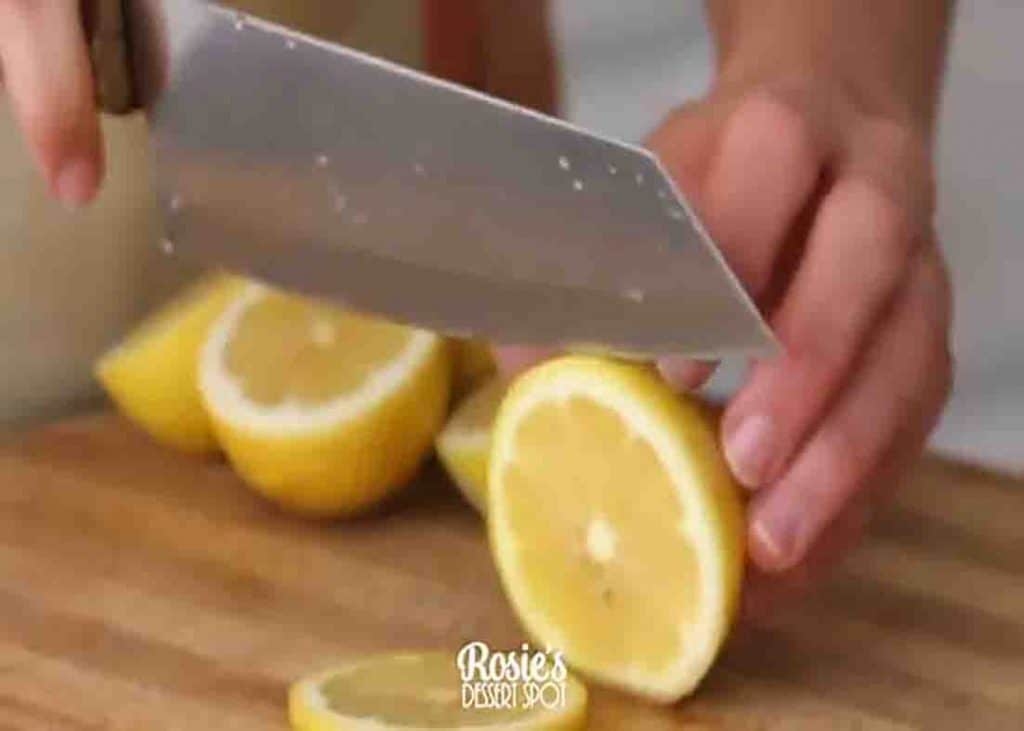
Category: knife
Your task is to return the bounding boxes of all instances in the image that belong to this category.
[88,0,775,359]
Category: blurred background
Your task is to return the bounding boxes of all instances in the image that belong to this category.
[2,1,1020,473]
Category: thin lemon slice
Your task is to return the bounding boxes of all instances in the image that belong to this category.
[95,273,245,453]
[198,283,451,516]
[289,652,587,730]
[436,378,507,513]
[488,356,744,702]
[452,339,497,397]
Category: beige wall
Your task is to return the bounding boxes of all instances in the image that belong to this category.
[1,1,420,427]
[0,108,178,426]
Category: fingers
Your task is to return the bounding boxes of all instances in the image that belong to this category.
[646,100,723,203]
[651,94,825,391]
[741,498,871,622]
[701,93,825,296]
[747,246,953,572]
[722,175,923,487]
[0,0,104,206]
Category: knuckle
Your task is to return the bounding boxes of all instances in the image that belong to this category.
[864,117,926,159]
[784,332,851,378]
[851,117,936,227]
[732,90,820,165]
[810,425,868,505]
[826,177,921,299]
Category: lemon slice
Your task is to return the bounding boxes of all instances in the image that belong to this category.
[289,652,587,730]
[199,283,451,516]
[452,339,497,397]
[95,274,245,453]
[488,356,744,702]
[436,378,507,513]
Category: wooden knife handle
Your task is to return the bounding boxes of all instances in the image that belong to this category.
[83,0,138,114]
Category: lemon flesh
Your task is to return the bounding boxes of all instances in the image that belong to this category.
[436,378,507,512]
[95,274,245,453]
[199,284,451,516]
[489,356,744,702]
[289,652,587,730]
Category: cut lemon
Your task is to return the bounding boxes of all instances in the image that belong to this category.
[488,356,744,702]
[95,273,245,453]
[436,378,507,513]
[289,652,587,730]
[452,339,497,397]
[198,283,451,516]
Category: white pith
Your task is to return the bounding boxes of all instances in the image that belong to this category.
[199,283,439,436]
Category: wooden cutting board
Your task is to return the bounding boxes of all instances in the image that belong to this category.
[0,414,1021,729]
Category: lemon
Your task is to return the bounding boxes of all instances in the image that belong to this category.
[488,356,744,702]
[95,274,245,453]
[289,652,587,730]
[198,283,451,516]
[436,378,507,513]
[452,339,497,396]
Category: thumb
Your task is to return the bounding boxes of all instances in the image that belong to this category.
[0,0,104,207]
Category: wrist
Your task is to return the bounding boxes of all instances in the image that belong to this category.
[708,1,950,136]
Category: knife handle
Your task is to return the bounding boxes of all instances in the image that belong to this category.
[84,0,138,115]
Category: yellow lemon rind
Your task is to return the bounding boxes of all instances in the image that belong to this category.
[94,273,245,454]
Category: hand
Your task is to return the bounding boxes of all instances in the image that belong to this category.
[650,73,952,580]
[0,0,104,206]
[497,74,953,610]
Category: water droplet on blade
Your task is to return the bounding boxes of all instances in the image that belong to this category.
[169,195,183,212]
[286,39,297,50]
[160,239,175,255]
[559,156,571,171]
[635,172,645,185]
[608,164,618,175]
[573,179,584,191]
[315,154,329,168]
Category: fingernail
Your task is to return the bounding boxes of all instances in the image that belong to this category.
[751,514,801,572]
[724,415,774,489]
[55,158,98,209]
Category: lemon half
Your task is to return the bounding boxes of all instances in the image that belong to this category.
[95,274,244,453]
[436,378,507,513]
[488,356,744,701]
[199,283,451,516]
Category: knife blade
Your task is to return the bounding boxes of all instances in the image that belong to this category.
[108,0,775,359]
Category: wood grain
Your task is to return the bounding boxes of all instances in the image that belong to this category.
[0,414,1021,729]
